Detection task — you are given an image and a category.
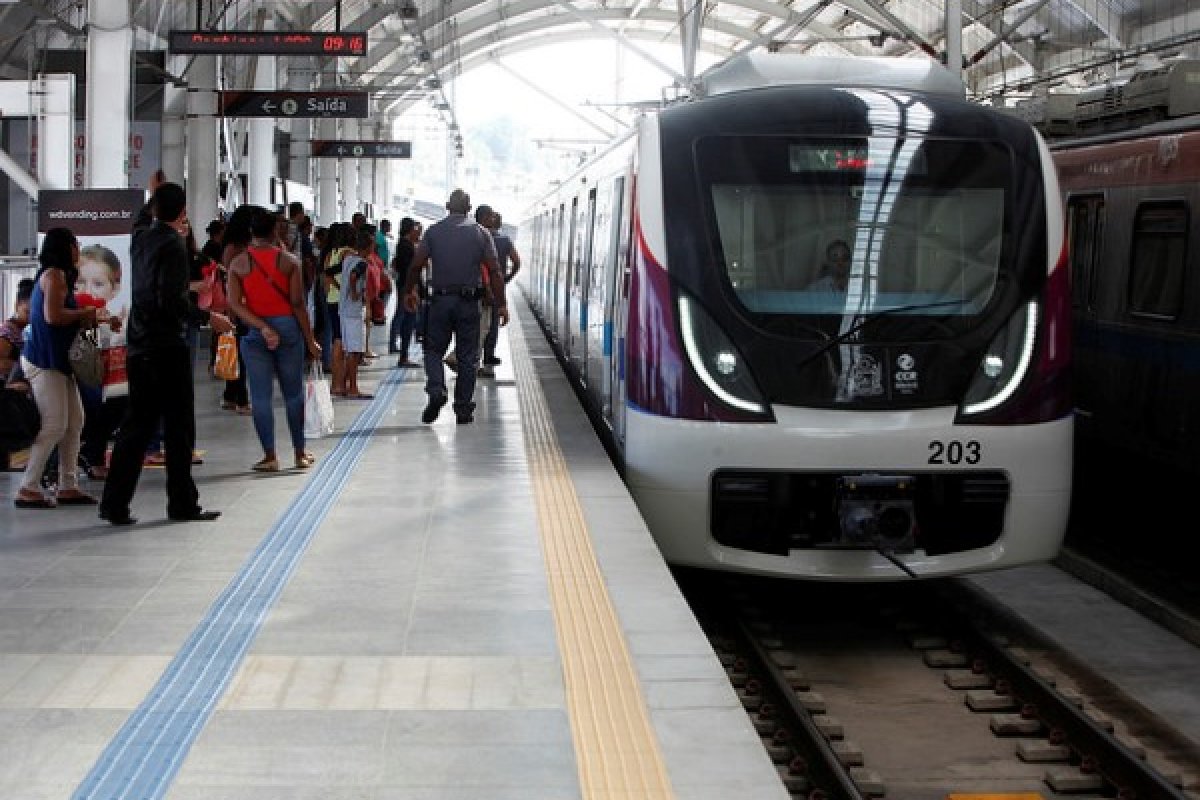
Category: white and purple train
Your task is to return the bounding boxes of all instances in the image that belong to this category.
[520,54,1073,581]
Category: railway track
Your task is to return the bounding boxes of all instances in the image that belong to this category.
[680,570,1199,799]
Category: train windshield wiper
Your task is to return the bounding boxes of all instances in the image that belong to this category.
[796,299,968,372]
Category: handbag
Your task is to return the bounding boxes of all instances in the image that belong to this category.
[197,262,227,313]
[0,387,39,449]
[303,362,335,439]
[68,327,105,388]
[214,331,240,381]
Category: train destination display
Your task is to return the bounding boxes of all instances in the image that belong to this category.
[169,31,367,57]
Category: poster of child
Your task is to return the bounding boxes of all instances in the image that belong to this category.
[76,243,129,399]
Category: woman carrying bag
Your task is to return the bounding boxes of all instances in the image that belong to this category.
[15,227,120,508]
[226,207,322,472]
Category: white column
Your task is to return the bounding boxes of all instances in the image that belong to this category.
[359,120,376,216]
[84,0,131,188]
[317,116,339,225]
[286,62,312,196]
[377,114,393,217]
[945,0,963,80]
[161,58,188,184]
[247,21,277,207]
[38,74,75,191]
[340,117,360,219]
[186,56,219,225]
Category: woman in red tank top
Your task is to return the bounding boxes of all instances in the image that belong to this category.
[227,207,322,472]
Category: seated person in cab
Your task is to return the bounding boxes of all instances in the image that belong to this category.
[806,240,852,293]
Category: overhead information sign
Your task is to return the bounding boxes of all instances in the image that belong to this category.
[218,91,370,119]
[169,30,367,57]
[311,140,412,158]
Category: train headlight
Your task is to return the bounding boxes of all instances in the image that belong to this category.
[678,295,769,416]
[961,301,1037,416]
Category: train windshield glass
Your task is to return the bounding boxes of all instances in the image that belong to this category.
[698,136,1010,317]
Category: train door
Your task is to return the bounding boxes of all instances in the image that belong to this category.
[552,204,567,340]
[1124,199,1191,461]
[586,177,621,418]
[571,189,597,376]
[560,197,578,345]
[1066,193,1105,431]
[611,173,635,451]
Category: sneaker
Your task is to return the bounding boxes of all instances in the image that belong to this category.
[455,412,474,425]
[483,356,502,366]
[421,394,447,424]
[477,366,495,378]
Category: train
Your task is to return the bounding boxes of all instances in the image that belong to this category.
[1052,114,1200,484]
[518,53,1073,581]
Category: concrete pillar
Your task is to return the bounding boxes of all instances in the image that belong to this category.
[161,58,188,184]
[186,56,219,226]
[377,114,393,217]
[84,0,131,188]
[317,116,339,225]
[359,120,376,216]
[945,0,963,79]
[340,118,360,219]
[247,21,276,207]
[287,63,313,196]
[38,74,75,191]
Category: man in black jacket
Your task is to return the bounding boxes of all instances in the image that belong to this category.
[99,179,233,525]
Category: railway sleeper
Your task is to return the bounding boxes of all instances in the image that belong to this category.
[965,690,1019,712]
[990,713,1044,735]
[944,668,993,689]
[1016,739,1072,762]
[849,767,886,797]
[830,740,864,767]
[1044,767,1106,793]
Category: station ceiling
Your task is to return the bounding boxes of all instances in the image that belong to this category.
[0,0,1195,122]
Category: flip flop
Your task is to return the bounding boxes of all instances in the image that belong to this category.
[14,493,56,509]
[56,492,99,506]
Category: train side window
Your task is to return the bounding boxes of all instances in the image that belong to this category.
[1066,194,1104,312]
[1127,201,1188,320]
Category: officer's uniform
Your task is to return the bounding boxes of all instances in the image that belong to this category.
[411,212,504,422]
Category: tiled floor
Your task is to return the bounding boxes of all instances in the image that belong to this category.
[0,305,787,800]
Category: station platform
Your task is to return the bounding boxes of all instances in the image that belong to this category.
[0,299,788,799]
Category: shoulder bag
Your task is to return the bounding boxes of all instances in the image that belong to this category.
[68,327,104,388]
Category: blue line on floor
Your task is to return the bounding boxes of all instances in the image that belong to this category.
[72,370,405,799]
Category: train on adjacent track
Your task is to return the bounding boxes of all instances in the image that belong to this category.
[1052,114,1200,486]
[519,53,1073,581]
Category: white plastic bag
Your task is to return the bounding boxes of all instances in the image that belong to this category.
[304,363,335,439]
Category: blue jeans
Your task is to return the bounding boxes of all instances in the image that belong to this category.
[241,315,306,454]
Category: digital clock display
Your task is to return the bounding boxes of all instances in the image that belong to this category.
[168,30,367,57]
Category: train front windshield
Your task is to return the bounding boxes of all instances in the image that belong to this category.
[700,136,1010,320]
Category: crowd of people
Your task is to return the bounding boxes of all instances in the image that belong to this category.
[3,182,522,521]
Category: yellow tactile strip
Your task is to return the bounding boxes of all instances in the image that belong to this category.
[511,311,676,800]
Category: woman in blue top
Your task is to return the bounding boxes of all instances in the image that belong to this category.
[16,227,119,509]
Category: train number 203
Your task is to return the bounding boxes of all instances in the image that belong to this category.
[928,440,982,465]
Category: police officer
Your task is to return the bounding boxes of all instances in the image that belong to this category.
[402,189,508,425]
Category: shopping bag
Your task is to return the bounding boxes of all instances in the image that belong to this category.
[101,344,129,400]
[304,363,335,439]
[214,331,239,381]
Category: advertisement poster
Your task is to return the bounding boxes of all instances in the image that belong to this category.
[38,189,145,398]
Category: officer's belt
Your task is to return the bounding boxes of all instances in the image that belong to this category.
[430,285,484,298]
